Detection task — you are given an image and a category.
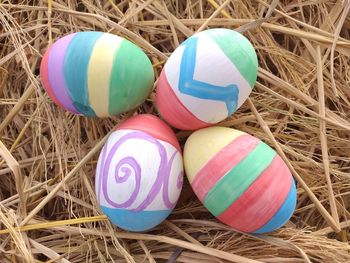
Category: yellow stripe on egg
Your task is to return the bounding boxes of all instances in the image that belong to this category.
[184,126,244,183]
[87,33,123,117]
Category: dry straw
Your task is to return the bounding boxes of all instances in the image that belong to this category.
[0,0,350,262]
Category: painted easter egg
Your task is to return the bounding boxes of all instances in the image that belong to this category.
[184,127,296,233]
[95,114,183,231]
[156,28,258,130]
[40,31,154,117]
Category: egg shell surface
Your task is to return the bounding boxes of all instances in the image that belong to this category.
[40,31,154,117]
[184,126,296,233]
[156,28,258,130]
[95,114,183,232]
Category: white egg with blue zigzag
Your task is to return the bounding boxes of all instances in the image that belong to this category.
[156,28,258,130]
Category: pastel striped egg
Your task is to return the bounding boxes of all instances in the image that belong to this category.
[156,28,258,130]
[40,31,154,117]
[184,127,296,233]
[95,114,183,232]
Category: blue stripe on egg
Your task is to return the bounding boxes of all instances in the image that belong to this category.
[63,31,103,116]
[253,179,297,234]
[101,206,172,232]
[178,36,239,115]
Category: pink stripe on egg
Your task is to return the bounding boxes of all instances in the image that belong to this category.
[48,33,79,114]
[117,114,181,152]
[217,155,292,233]
[191,134,260,201]
[156,71,210,130]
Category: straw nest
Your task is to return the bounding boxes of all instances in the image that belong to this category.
[0,0,350,262]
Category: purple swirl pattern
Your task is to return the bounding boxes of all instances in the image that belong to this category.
[97,130,183,212]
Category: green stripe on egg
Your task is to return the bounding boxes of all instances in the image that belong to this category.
[204,142,276,216]
[109,40,155,115]
[207,28,258,88]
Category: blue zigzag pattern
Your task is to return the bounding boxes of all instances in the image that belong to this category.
[178,37,239,115]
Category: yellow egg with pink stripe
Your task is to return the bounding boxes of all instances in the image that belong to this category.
[184,127,296,233]
[40,31,154,117]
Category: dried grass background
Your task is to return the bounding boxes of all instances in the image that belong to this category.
[0,0,350,262]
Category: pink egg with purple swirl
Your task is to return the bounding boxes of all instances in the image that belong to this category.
[95,114,184,231]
